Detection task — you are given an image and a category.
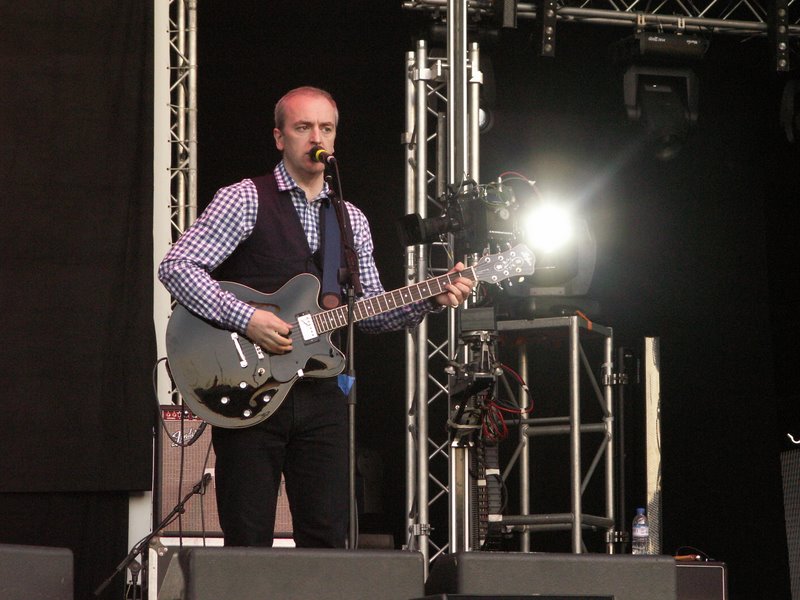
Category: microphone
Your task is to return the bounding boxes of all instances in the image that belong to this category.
[309,145,336,165]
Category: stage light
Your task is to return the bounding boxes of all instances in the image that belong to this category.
[624,65,699,160]
[613,31,705,160]
[522,203,574,254]
[521,204,595,295]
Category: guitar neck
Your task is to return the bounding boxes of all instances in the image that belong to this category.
[312,267,476,334]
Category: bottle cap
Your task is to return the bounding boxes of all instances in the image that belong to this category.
[636,507,645,514]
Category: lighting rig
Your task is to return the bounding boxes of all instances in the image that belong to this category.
[399,169,600,552]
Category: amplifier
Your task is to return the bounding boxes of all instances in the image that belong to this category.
[676,561,728,600]
[158,406,292,537]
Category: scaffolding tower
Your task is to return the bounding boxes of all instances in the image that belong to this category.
[401,0,800,571]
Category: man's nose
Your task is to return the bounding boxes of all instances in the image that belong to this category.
[310,125,322,143]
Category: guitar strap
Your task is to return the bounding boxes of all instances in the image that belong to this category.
[319,197,344,309]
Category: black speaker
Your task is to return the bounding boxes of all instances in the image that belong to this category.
[425,552,677,600]
[161,547,425,600]
[676,562,728,600]
[782,448,800,599]
[0,544,73,600]
[415,595,610,599]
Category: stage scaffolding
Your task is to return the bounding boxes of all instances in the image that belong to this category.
[143,0,800,582]
[401,0,800,572]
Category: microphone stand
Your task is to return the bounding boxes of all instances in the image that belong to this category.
[326,167,362,550]
[93,473,212,598]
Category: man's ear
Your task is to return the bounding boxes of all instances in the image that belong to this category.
[273,127,284,151]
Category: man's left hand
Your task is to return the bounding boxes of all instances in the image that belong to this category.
[433,262,474,308]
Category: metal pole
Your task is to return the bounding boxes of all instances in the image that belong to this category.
[467,42,481,183]
[403,50,418,553]
[569,317,582,552]
[186,0,198,224]
[446,0,474,555]
[414,40,432,566]
[604,330,616,553]
[447,0,468,185]
[518,344,531,552]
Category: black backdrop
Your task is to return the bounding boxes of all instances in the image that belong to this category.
[1,1,797,599]
[0,2,155,599]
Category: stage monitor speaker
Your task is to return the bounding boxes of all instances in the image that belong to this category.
[676,562,727,600]
[0,544,73,600]
[415,595,610,599]
[425,552,677,600]
[160,547,424,600]
[158,405,292,537]
[782,447,800,599]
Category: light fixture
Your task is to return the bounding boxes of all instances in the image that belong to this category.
[614,31,706,160]
[515,197,596,296]
[624,65,699,160]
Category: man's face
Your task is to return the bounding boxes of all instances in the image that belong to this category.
[273,92,336,181]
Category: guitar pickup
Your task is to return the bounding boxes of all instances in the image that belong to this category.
[296,312,319,345]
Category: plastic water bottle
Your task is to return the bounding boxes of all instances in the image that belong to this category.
[631,507,649,555]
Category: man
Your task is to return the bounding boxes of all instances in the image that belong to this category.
[159,86,473,548]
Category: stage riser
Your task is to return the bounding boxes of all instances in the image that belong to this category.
[162,548,425,600]
[0,544,73,600]
[158,547,727,600]
[425,552,677,600]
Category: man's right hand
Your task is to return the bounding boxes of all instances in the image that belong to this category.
[245,309,293,354]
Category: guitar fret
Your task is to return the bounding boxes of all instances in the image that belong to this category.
[392,289,403,307]
[377,294,388,312]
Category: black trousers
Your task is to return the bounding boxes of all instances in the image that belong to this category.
[211,377,348,547]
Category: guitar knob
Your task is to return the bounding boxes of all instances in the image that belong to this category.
[220,396,230,405]
[262,394,272,403]
[239,381,247,389]
[243,409,252,418]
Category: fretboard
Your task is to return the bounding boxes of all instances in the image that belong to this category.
[312,267,476,334]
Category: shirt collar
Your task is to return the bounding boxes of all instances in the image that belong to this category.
[274,160,330,202]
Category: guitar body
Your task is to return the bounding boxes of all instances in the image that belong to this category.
[165,275,345,429]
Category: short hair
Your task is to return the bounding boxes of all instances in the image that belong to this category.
[274,86,339,131]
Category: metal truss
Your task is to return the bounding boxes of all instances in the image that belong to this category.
[403,1,484,569]
[163,0,198,406]
[400,0,800,574]
[167,0,198,241]
[401,35,620,562]
[402,0,800,37]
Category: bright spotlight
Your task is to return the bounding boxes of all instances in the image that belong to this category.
[523,203,574,254]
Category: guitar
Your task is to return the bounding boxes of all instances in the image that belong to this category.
[165,244,534,428]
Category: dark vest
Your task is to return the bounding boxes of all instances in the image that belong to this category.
[213,174,320,294]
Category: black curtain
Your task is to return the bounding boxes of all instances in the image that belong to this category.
[0,2,154,598]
